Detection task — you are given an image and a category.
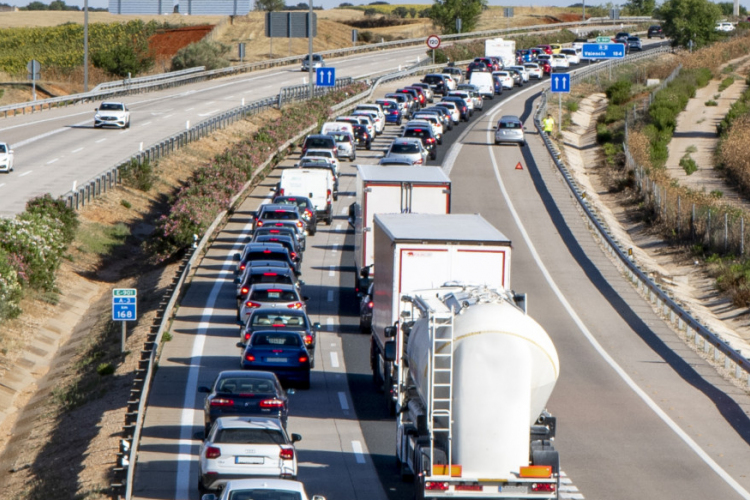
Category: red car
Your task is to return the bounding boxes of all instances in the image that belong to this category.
[536,45,553,55]
[540,60,552,75]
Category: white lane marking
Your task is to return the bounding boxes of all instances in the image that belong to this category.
[174,218,253,499]
[226,95,235,99]
[351,441,366,464]
[560,494,585,500]
[330,352,340,368]
[327,290,334,302]
[326,317,333,331]
[484,100,750,500]
[185,107,194,111]
[46,158,59,164]
[341,206,348,214]
[0,183,5,188]
[329,265,335,276]
[198,109,220,117]
[163,114,174,119]
[95,138,107,143]
[335,223,341,232]
[332,243,339,254]
[140,121,152,126]
[19,171,31,177]
[338,391,349,410]
[206,101,215,105]
[71,147,84,153]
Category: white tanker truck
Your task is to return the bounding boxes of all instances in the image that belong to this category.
[394,285,561,500]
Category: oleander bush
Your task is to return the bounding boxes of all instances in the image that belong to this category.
[147,82,368,262]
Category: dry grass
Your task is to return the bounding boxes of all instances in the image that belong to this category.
[0,10,224,29]
[718,115,750,194]
[682,31,750,73]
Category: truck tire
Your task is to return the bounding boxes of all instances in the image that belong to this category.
[384,368,396,416]
[371,339,383,392]
[532,449,559,475]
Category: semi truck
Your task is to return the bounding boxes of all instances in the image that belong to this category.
[349,165,451,295]
[370,213,513,414]
[485,37,516,68]
[394,284,561,500]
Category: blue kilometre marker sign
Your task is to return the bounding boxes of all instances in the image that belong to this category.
[112,288,137,321]
[581,43,625,59]
[316,67,336,87]
[550,73,570,93]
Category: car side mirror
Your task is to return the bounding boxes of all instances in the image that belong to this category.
[291,433,302,443]
[233,253,241,261]
[313,322,321,329]
[234,278,241,284]
[198,386,211,393]
[236,342,245,348]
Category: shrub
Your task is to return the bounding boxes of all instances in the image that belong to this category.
[96,362,115,376]
[596,123,612,143]
[606,80,632,105]
[121,158,156,192]
[680,154,698,175]
[565,100,579,113]
[0,249,22,321]
[171,39,231,71]
[718,76,735,92]
[705,100,718,106]
[25,193,78,244]
[120,199,132,209]
[602,104,625,124]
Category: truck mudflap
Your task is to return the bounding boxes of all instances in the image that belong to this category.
[419,474,559,499]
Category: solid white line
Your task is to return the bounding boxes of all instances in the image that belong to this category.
[338,391,349,410]
[19,171,31,177]
[0,183,5,188]
[185,107,194,111]
[327,290,334,302]
[95,138,107,143]
[351,440,366,464]
[140,121,152,126]
[485,100,750,500]
[71,147,84,153]
[326,317,333,331]
[163,114,174,119]
[330,352,340,368]
[46,158,59,164]
[329,266,335,277]
[198,110,220,117]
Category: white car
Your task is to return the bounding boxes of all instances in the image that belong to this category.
[327,131,356,161]
[204,478,326,500]
[508,66,530,83]
[434,101,460,124]
[301,149,339,176]
[551,54,570,69]
[410,82,434,102]
[716,22,735,32]
[94,101,130,129]
[560,48,581,65]
[0,142,14,173]
[447,90,475,111]
[199,417,301,492]
[440,74,458,91]
[493,71,514,90]
[352,109,384,134]
[408,117,443,144]
[355,103,385,125]
[524,63,543,79]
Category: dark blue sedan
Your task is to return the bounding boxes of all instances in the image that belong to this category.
[240,331,312,389]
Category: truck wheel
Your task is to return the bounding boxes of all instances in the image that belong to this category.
[384,369,396,416]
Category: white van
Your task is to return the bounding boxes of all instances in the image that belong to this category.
[278,168,334,225]
[469,72,494,100]
[321,121,354,136]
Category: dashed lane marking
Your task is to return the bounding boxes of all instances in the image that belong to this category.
[351,441,366,464]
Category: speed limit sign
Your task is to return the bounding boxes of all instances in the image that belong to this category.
[426,35,441,49]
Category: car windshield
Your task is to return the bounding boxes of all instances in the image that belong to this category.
[216,377,276,394]
[404,129,430,139]
[100,103,124,111]
[250,289,299,302]
[390,144,420,154]
[253,333,302,346]
[251,312,306,327]
[215,428,287,445]
[0,145,5,153]
[228,489,302,500]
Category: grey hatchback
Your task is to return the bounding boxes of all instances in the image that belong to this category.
[494,115,526,147]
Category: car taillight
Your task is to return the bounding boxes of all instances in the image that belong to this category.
[257,220,264,227]
[244,332,251,341]
[241,287,249,295]
[210,398,234,407]
[280,448,294,460]
[287,302,303,309]
[296,220,303,228]
[414,159,423,165]
[279,188,285,196]
[326,189,332,200]
[263,249,272,254]
[291,252,297,259]
[245,301,261,308]
[368,301,373,308]
[263,272,278,276]
[532,483,556,492]
[426,138,435,144]
[298,355,309,363]
[239,264,246,271]
[304,334,313,345]
[205,446,221,459]
[260,398,285,408]
[304,209,312,218]
[245,354,256,362]
[425,482,449,491]
[391,110,398,115]
[462,106,467,112]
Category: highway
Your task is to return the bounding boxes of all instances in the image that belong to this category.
[129,45,750,500]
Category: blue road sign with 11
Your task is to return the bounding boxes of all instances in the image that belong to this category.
[581,43,625,59]
[112,288,137,321]
[550,73,570,93]
[316,67,336,87]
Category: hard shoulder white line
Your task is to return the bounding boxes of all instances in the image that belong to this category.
[71,147,83,153]
[351,441,366,464]
[341,205,348,214]
[332,243,339,254]
[484,99,750,500]
[46,158,59,164]
[0,183,5,188]
[326,317,334,331]
[330,352,340,368]
[95,138,107,143]
[198,110,220,117]
[140,121,152,126]
[19,171,31,177]
[338,391,349,411]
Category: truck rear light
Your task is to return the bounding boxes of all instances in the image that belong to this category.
[455,485,482,491]
[260,398,284,408]
[531,483,556,492]
[245,354,256,362]
[210,398,234,407]
[205,446,221,459]
[425,482,449,491]
[280,447,294,460]
[287,302,303,309]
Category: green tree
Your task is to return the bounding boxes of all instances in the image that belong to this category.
[429,0,486,34]
[392,6,408,17]
[255,0,285,11]
[717,1,747,16]
[623,0,655,16]
[49,0,68,9]
[23,1,48,10]
[171,40,231,71]
[655,0,722,48]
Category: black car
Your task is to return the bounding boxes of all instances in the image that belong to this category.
[235,243,298,276]
[253,203,306,233]
[199,370,290,435]
[358,283,374,333]
[253,226,305,251]
[647,25,665,39]
[402,125,438,160]
[235,266,301,312]
[441,96,472,121]
[421,74,449,96]
[351,123,372,149]
[272,195,317,235]
[238,308,320,357]
[466,61,489,80]
[252,234,302,267]
[240,331,312,389]
[301,134,338,157]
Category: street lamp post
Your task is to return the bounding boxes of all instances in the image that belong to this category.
[84,0,89,92]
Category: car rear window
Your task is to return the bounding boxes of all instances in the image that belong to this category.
[228,489,302,500]
[423,76,443,84]
[499,121,522,129]
[404,129,430,139]
[217,377,276,394]
[215,428,287,445]
[248,273,294,287]
[250,289,299,302]
[262,211,297,220]
[253,333,302,346]
[245,251,288,262]
[305,138,333,148]
[276,199,308,210]
[251,312,306,327]
[390,143,420,154]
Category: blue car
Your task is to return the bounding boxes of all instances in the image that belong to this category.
[377,100,403,125]
[492,75,504,95]
[240,331,312,389]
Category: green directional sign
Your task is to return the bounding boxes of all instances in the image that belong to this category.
[113,288,137,297]
[596,36,611,43]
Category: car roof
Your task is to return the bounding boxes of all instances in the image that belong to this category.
[223,479,306,492]
[499,115,522,123]
[250,283,297,291]
[215,416,286,431]
[392,137,423,145]
[305,134,334,140]
[216,370,279,380]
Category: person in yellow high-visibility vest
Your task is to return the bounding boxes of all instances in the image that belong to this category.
[543,113,554,134]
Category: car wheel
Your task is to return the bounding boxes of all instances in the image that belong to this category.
[366,142,372,151]
[309,224,317,236]
[126,120,131,129]
[430,151,437,161]
[351,152,356,161]
[438,136,443,145]
[326,213,333,225]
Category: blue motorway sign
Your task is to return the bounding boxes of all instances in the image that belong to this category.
[550,73,571,93]
[581,43,625,59]
[112,288,137,321]
[316,67,336,87]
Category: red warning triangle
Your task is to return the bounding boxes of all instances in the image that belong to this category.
[515,162,524,170]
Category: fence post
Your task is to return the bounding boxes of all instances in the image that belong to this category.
[707,210,711,248]
[742,217,745,256]
[677,196,681,237]
[691,203,695,239]
[725,213,729,253]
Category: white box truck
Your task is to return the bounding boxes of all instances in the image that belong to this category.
[370,213,512,414]
[485,37,516,68]
[349,165,451,295]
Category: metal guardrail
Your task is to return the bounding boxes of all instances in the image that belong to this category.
[0,18,653,120]
[534,48,750,387]
[91,66,206,91]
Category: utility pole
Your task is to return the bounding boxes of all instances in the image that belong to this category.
[84,0,89,92]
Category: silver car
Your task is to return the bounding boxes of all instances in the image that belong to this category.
[524,63,543,79]
[199,417,301,492]
[382,137,428,165]
[0,142,14,173]
[328,131,356,161]
[494,115,526,147]
[239,283,306,320]
[301,54,324,71]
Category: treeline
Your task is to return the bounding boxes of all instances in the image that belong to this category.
[18,0,107,11]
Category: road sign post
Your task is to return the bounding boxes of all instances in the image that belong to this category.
[550,73,570,137]
[426,35,440,65]
[113,288,137,353]
[316,67,336,87]
[27,60,40,101]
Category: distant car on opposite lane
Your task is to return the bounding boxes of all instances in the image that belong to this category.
[94,101,130,129]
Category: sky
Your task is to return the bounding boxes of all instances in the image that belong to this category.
[3,0,749,12]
